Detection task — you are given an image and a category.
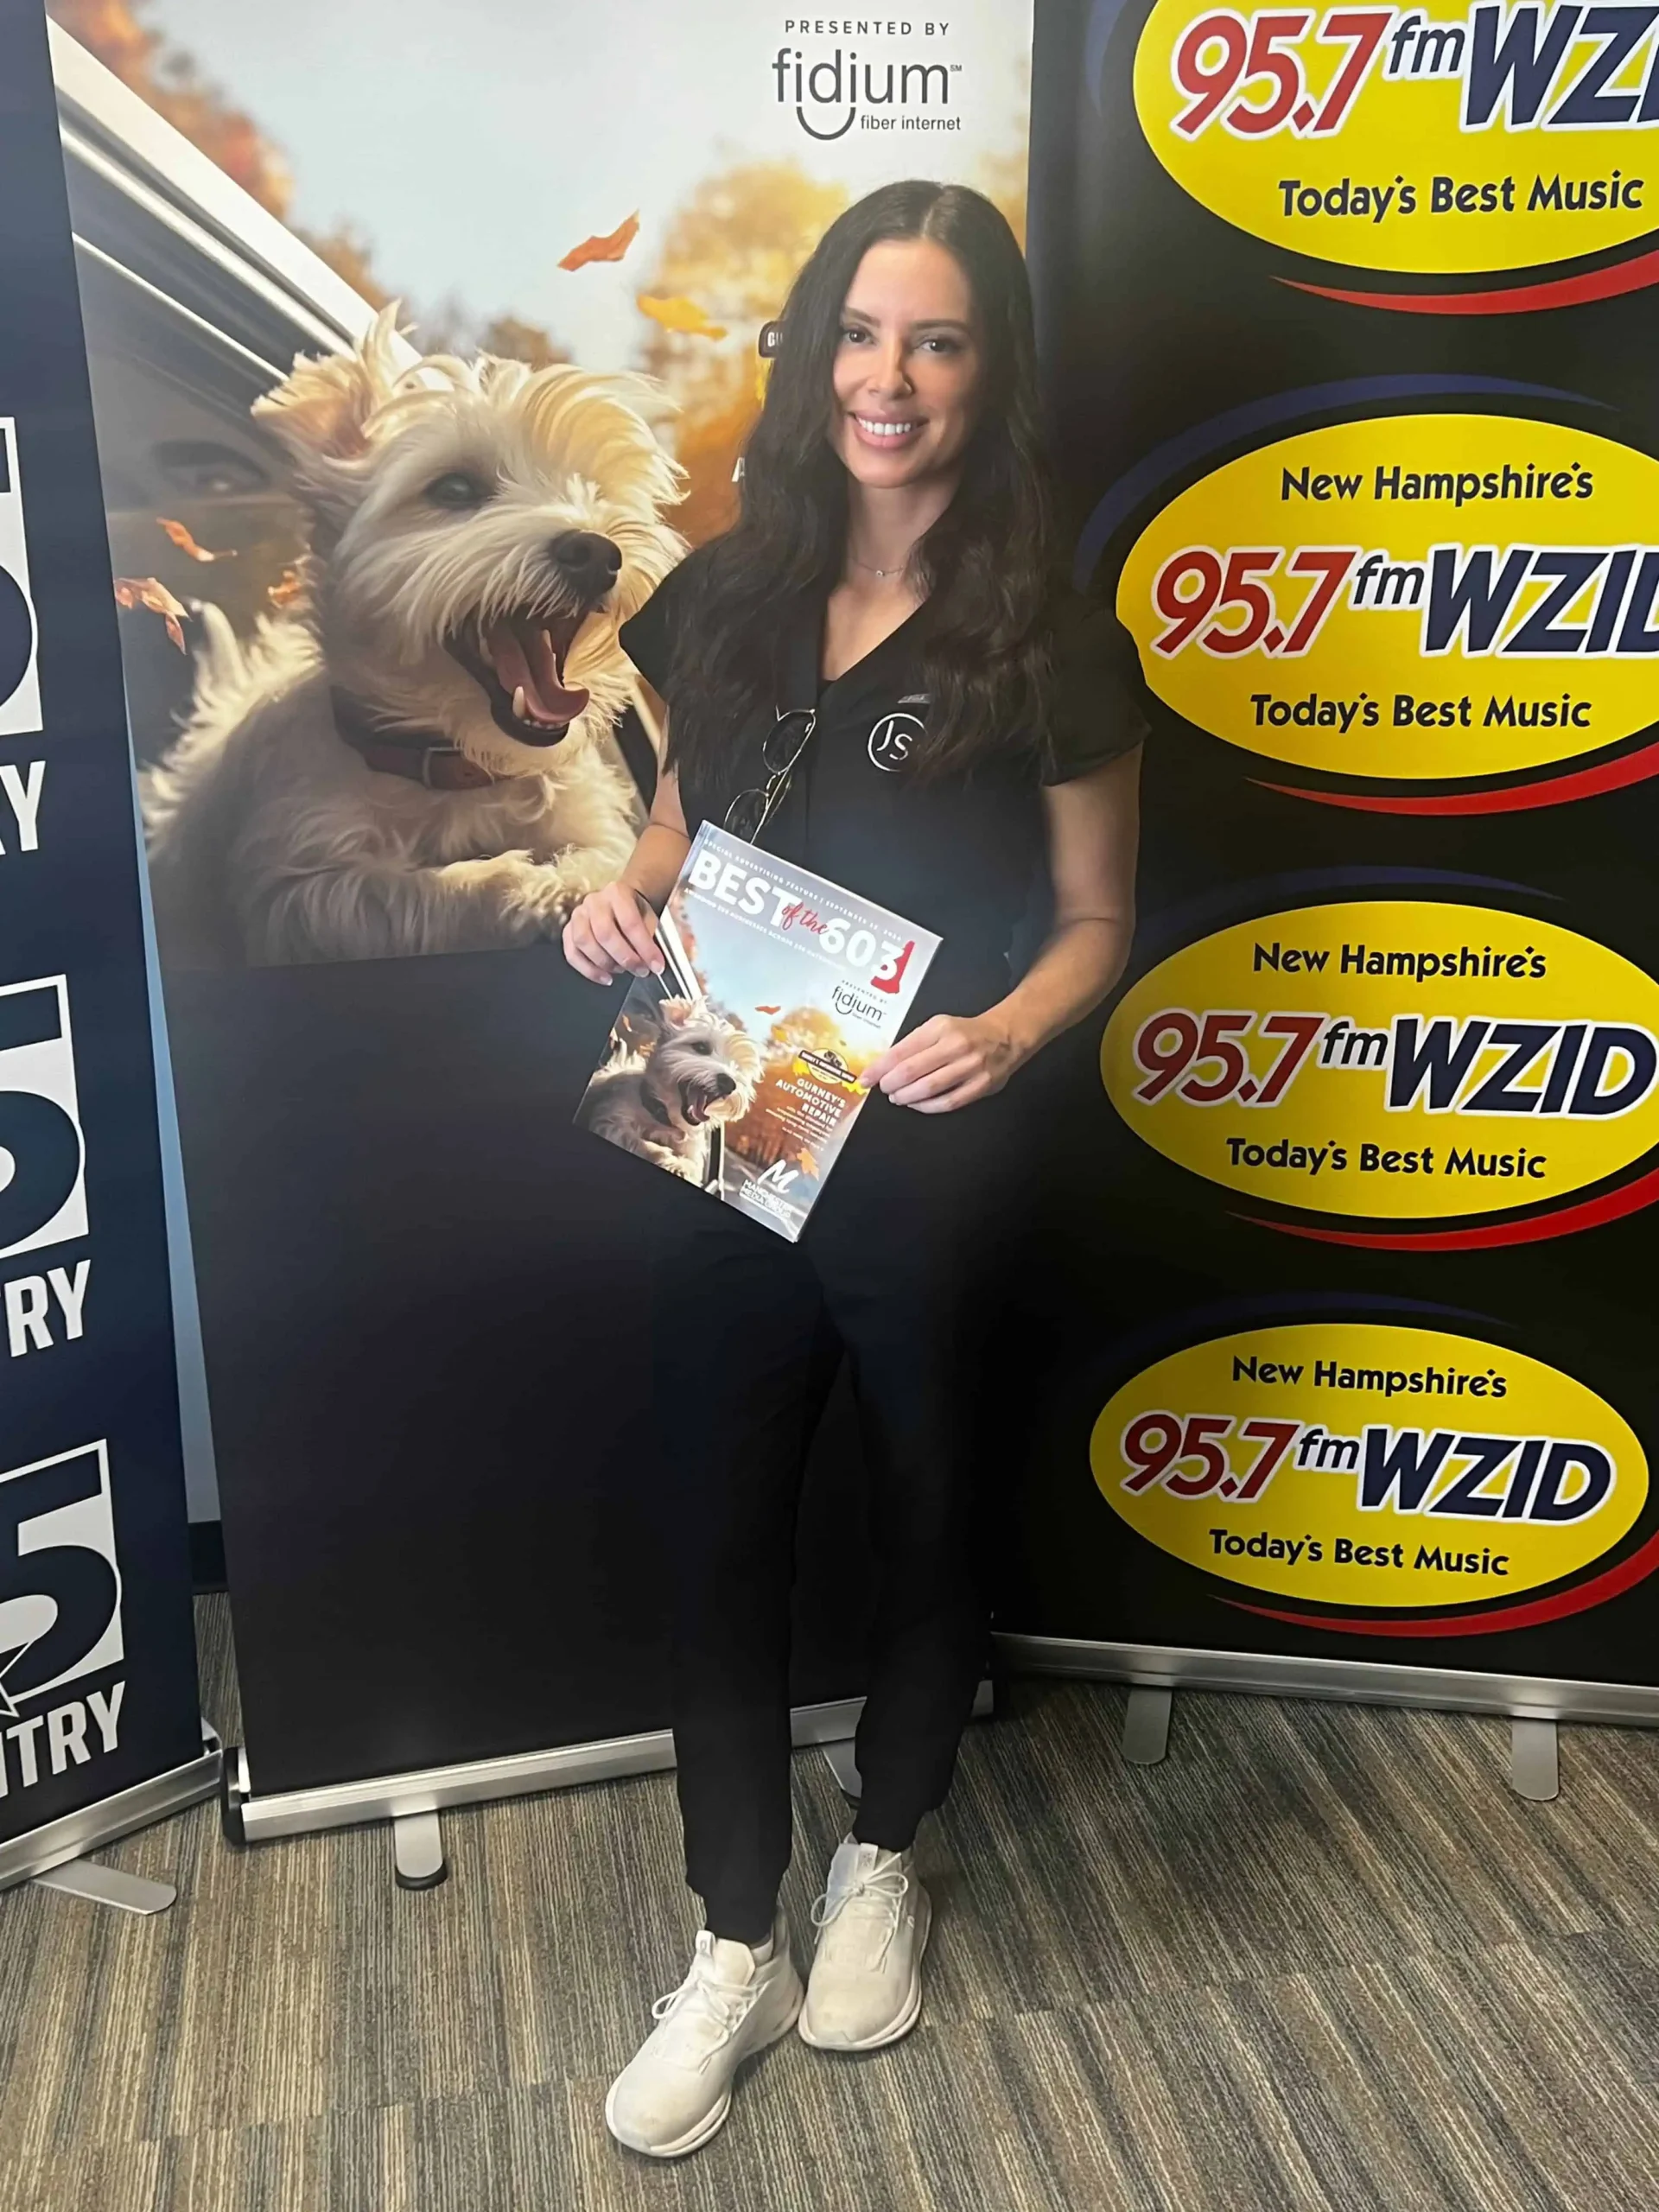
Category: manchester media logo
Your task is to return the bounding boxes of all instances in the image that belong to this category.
[0,421,41,741]
[773,21,962,139]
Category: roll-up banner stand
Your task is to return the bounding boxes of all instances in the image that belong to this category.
[0,0,213,1899]
[57,3,1030,1860]
[1004,0,1659,1737]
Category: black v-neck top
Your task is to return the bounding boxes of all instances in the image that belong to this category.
[620,550,1147,1015]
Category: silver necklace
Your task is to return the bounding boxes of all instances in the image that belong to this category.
[848,550,912,581]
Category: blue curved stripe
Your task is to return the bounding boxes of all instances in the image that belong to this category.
[1137,863,1555,959]
[1072,374,1606,591]
[1094,1291,1500,1385]
[1086,0,1134,108]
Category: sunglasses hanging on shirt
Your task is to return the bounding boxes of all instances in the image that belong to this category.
[722,704,817,844]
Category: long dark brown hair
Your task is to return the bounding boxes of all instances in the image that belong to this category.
[664,181,1055,792]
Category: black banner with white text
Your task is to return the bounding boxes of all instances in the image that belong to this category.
[0,0,198,1845]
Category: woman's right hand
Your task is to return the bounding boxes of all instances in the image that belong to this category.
[562,881,665,985]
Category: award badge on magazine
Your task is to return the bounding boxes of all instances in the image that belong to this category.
[576,824,940,1239]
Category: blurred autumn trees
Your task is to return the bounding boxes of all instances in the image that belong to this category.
[638,163,849,540]
[721,1003,883,1177]
[49,2,1030,545]
[46,0,566,359]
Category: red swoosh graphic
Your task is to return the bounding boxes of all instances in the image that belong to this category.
[1258,734,1659,815]
[1282,249,1659,316]
[1224,1521,1659,1637]
[1239,1160,1659,1249]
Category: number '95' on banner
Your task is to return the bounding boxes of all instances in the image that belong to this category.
[0,421,41,741]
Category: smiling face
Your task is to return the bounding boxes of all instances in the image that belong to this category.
[828,237,986,493]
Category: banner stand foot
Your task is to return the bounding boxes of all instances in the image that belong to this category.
[31,1858,176,1915]
[822,1741,861,1802]
[0,1727,220,1903]
[392,1808,448,1890]
[1510,1717,1560,1802]
[1122,1686,1173,1767]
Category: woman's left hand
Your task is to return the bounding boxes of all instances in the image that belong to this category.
[860,1012,1024,1114]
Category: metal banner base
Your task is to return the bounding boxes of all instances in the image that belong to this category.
[1122,1685,1173,1767]
[228,1684,998,1885]
[0,1726,222,1903]
[999,1635,1659,1802]
[995,1634,1659,1726]
[1510,1718,1560,1802]
[391,1809,448,1891]
[33,1860,178,1914]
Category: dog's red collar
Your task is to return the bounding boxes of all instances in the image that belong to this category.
[330,690,505,792]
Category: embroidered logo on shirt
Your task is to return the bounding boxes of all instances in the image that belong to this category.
[868,711,925,772]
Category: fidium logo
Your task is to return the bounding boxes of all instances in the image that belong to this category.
[772,35,962,142]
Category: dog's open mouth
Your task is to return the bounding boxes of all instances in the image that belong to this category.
[448,612,592,747]
[681,1080,715,1128]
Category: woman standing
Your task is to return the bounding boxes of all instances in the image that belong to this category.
[563,181,1145,2158]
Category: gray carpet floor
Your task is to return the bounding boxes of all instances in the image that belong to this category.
[3,1597,1659,2210]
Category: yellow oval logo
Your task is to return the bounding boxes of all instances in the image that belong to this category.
[1092,1322,1648,1608]
[1103,901,1659,1220]
[1116,416,1659,781]
[1134,0,1659,274]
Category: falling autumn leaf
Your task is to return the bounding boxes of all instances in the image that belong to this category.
[114,575,189,653]
[157,516,236,563]
[559,211,639,272]
[267,565,305,607]
[755,1004,781,1015]
[637,294,727,341]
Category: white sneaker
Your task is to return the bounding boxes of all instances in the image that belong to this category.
[798,1837,931,2051]
[605,1916,802,2158]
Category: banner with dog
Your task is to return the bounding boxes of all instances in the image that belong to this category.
[1008,0,1659,1708]
[0,1,206,1887]
[43,1,1033,1827]
[49,0,1033,983]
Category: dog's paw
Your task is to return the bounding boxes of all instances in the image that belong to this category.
[499,856,602,935]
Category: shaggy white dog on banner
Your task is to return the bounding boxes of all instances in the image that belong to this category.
[143,308,683,966]
[578,996,761,1185]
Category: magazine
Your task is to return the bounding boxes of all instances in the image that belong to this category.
[575,823,940,1240]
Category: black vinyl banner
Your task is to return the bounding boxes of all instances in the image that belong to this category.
[1014,0,1659,1684]
[58,2,1030,1814]
[0,0,198,1838]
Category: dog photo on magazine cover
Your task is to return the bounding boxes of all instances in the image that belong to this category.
[576,827,938,1239]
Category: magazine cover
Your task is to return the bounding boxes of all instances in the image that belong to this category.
[576,824,940,1240]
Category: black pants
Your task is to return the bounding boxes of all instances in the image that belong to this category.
[647,1086,1023,1942]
